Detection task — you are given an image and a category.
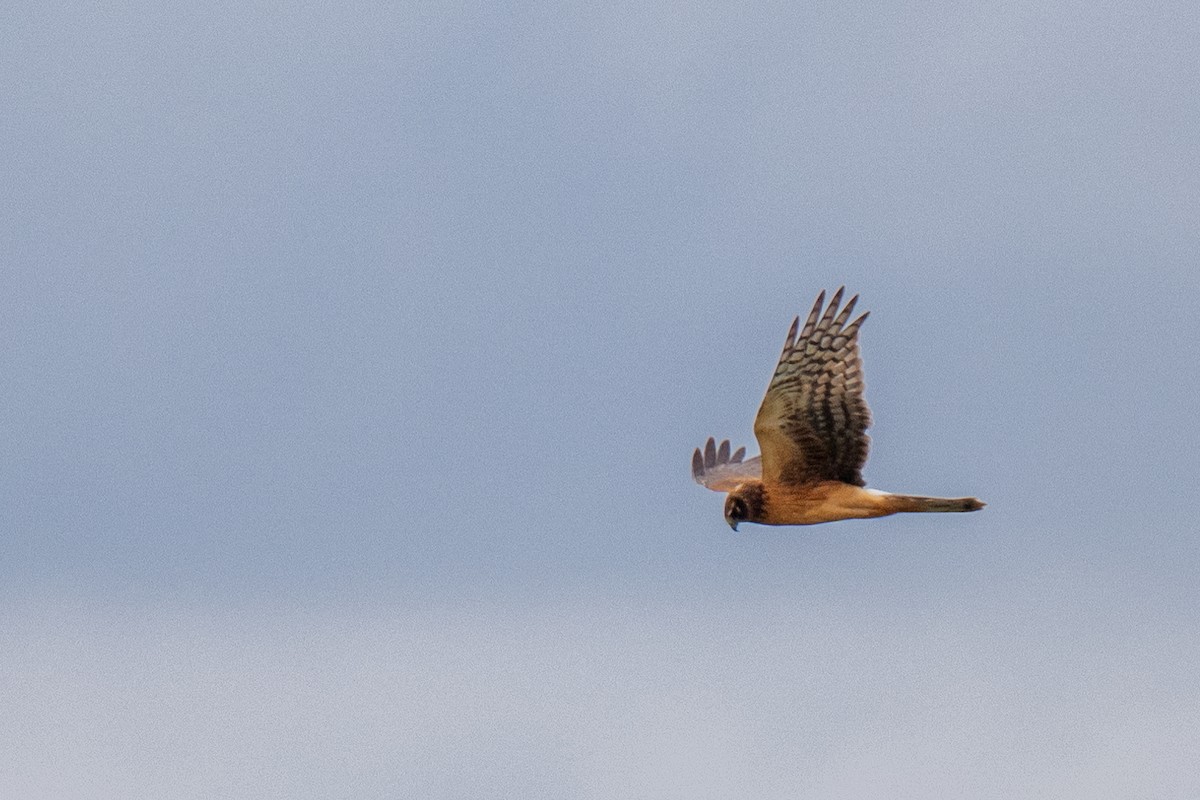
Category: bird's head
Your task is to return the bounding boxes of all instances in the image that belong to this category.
[723,483,765,532]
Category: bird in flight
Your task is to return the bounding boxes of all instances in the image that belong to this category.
[692,287,984,530]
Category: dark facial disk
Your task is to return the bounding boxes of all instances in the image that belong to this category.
[725,496,749,530]
[724,484,764,531]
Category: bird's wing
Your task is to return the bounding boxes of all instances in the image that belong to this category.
[691,437,763,492]
[753,287,871,487]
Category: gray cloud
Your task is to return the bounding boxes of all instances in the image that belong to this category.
[5,587,1196,798]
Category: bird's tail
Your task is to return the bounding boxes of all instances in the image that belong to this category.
[885,494,986,513]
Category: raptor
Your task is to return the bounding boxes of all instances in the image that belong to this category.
[692,287,985,530]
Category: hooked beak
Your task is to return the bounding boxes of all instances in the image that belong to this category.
[728,520,739,532]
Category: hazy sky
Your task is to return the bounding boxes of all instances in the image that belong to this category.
[3,1,1199,797]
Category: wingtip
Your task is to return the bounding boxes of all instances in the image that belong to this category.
[816,287,843,330]
[832,294,859,330]
[691,448,704,478]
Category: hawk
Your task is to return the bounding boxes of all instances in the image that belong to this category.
[693,287,985,530]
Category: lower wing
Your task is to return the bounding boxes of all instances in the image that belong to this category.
[691,437,763,492]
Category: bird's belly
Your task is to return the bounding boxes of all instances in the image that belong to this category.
[766,483,893,525]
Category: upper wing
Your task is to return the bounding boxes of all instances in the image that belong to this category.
[753,287,871,487]
[691,437,762,492]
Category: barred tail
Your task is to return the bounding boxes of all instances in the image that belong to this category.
[886,494,986,513]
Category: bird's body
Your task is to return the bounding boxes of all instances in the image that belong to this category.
[692,288,984,529]
[725,480,984,527]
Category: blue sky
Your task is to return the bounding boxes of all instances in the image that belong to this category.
[3,1,1198,796]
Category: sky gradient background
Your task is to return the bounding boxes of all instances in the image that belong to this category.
[3,1,1199,797]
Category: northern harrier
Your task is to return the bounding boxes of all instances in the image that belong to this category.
[692,287,984,530]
